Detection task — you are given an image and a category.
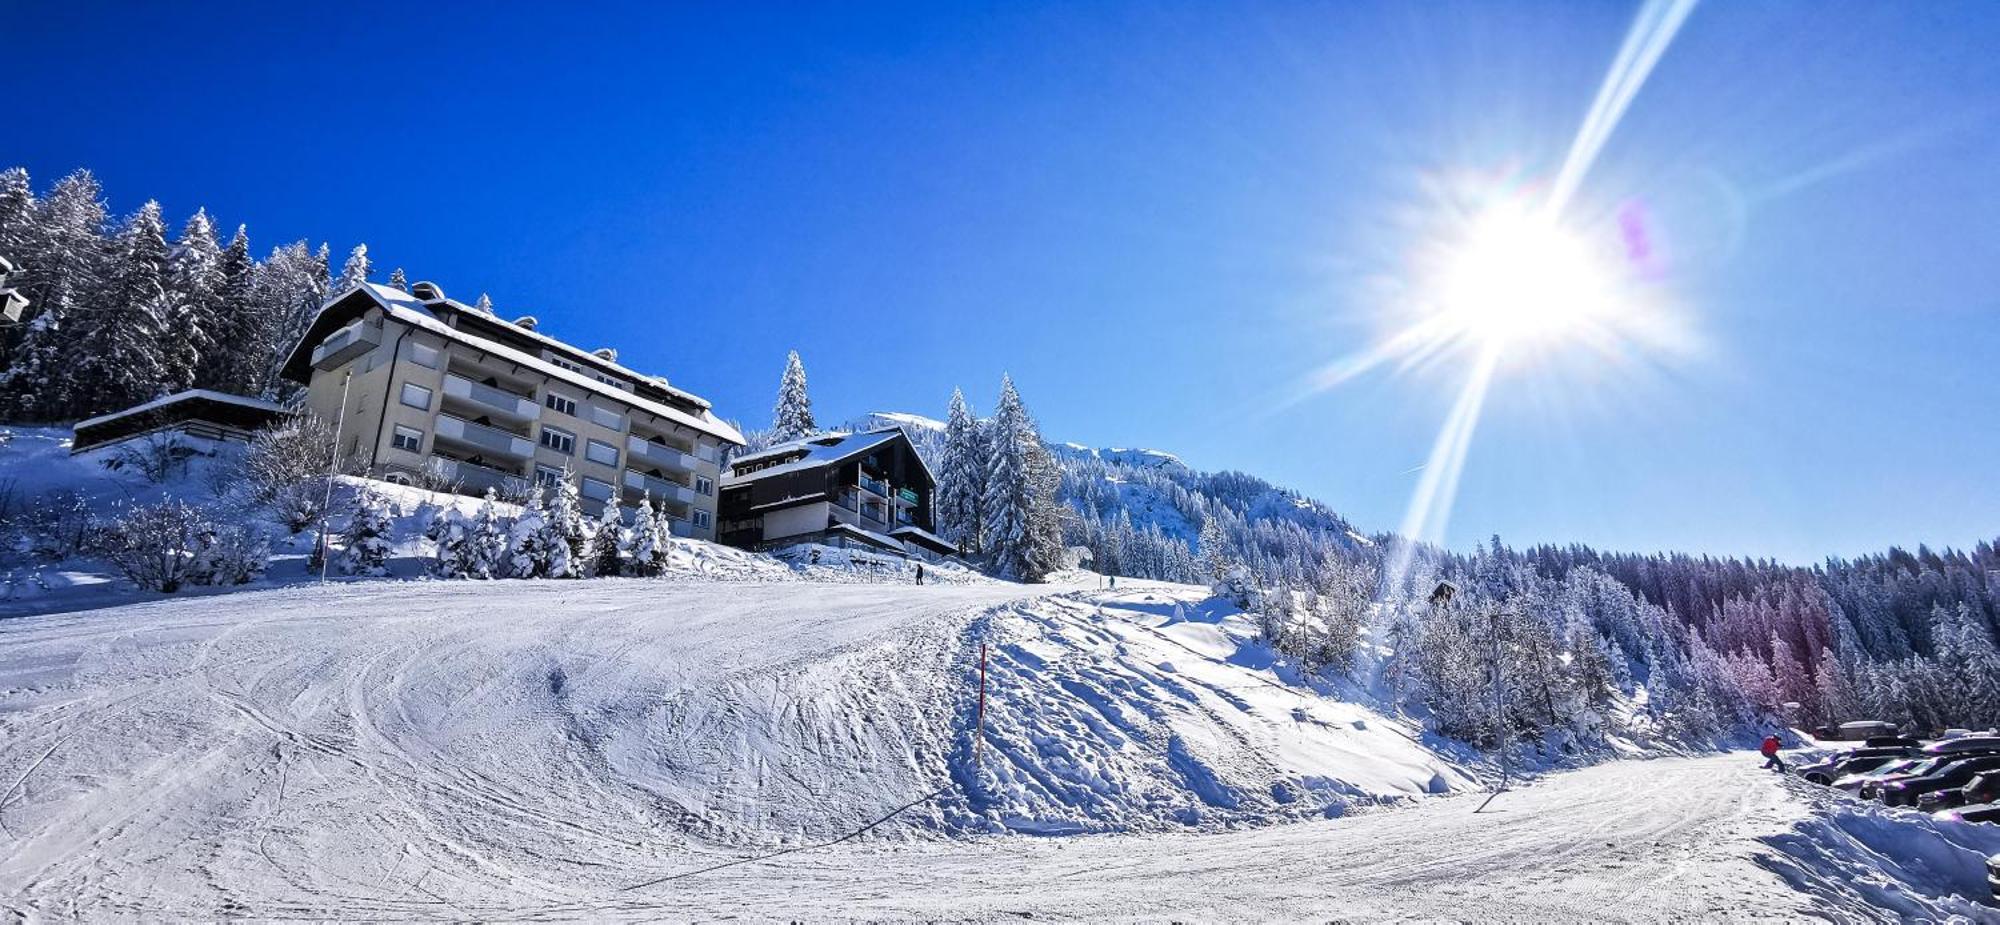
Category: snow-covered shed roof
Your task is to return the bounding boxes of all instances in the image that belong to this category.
[890,524,957,553]
[282,284,744,446]
[71,390,292,453]
[723,427,929,487]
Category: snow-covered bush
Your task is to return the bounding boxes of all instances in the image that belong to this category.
[102,500,267,592]
[14,488,98,560]
[104,432,192,483]
[339,488,397,576]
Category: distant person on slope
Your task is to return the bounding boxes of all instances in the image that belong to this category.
[916,563,925,586]
[1760,733,1786,772]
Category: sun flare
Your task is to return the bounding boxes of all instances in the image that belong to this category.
[1427,203,1620,353]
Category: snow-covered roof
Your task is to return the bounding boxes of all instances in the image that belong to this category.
[415,289,714,411]
[73,390,289,432]
[722,427,927,487]
[866,411,945,432]
[295,284,744,446]
[890,524,956,551]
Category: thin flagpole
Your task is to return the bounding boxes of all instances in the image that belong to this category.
[318,371,351,584]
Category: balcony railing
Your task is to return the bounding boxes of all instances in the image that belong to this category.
[434,414,535,460]
[627,435,697,473]
[311,318,381,369]
[623,468,695,505]
[858,475,889,498]
[443,373,538,422]
[435,457,524,496]
[861,504,888,524]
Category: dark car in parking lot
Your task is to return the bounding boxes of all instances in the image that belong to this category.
[1917,771,2000,811]
[1836,758,1937,794]
[1871,755,2000,807]
[1797,747,1916,785]
[1922,736,2000,757]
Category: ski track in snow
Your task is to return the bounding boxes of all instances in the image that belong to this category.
[0,575,1985,921]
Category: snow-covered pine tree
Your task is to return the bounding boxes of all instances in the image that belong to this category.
[335,243,371,292]
[473,292,493,314]
[162,209,224,394]
[197,225,256,392]
[543,473,589,579]
[387,267,409,292]
[507,490,554,578]
[1,169,107,420]
[980,375,1062,580]
[247,241,330,397]
[69,200,172,415]
[770,350,816,442]
[340,488,397,576]
[467,490,511,579]
[425,505,474,578]
[624,494,668,576]
[935,387,987,553]
[588,499,625,577]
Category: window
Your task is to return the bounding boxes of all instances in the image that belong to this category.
[391,425,424,453]
[399,382,432,410]
[692,510,712,529]
[409,342,441,369]
[580,477,614,502]
[535,464,565,490]
[544,392,577,416]
[539,425,575,454]
[695,476,713,496]
[584,439,619,468]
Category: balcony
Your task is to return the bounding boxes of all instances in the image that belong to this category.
[627,435,698,474]
[433,457,524,496]
[623,468,695,505]
[443,373,538,422]
[434,414,535,460]
[860,503,889,525]
[896,487,920,505]
[311,318,381,369]
[858,474,889,498]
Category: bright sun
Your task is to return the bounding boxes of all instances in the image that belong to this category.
[1427,202,1620,354]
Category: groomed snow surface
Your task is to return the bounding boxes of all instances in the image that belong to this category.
[3,573,1998,921]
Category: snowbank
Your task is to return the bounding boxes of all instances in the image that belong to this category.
[1758,784,2000,921]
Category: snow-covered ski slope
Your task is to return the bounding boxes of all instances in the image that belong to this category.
[0,574,1461,917]
[4,574,1995,921]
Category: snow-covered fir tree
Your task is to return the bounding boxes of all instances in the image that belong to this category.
[588,501,625,577]
[473,292,493,314]
[623,494,669,576]
[162,209,223,394]
[1,169,107,420]
[425,505,475,578]
[335,243,371,292]
[246,241,329,397]
[543,473,589,578]
[770,350,816,442]
[507,490,556,578]
[198,224,257,393]
[934,388,986,553]
[467,491,510,579]
[69,200,171,415]
[980,375,1062,581]
[340,488,397,577]
[387,267,408,292]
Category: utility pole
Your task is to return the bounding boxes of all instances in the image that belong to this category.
[317,371,351,583]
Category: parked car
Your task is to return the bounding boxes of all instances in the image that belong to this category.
[1872,755,2000,807]
[1835,758,1937,795]
[1936,802,2000,825]
[1798,748,1916,785]
[1861,734,1922,749]
[1989,853,1999,904]
[1922,736,2000,757]
[1818,720,1900,741]
[1916,771,2000,811]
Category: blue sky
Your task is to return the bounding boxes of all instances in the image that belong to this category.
[11,2,1998,563]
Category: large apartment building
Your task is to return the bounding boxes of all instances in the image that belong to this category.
[279,282,744,539]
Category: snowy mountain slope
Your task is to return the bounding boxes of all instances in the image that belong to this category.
[1,575,1479,917]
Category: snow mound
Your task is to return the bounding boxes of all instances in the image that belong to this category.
[1757,786,2000,921]
[944,584,1477,834]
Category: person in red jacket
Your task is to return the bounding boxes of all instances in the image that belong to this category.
[1761,733,1786,772]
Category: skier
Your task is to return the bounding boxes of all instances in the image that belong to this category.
[916,563,925,586]
[1760,732,1786,772]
